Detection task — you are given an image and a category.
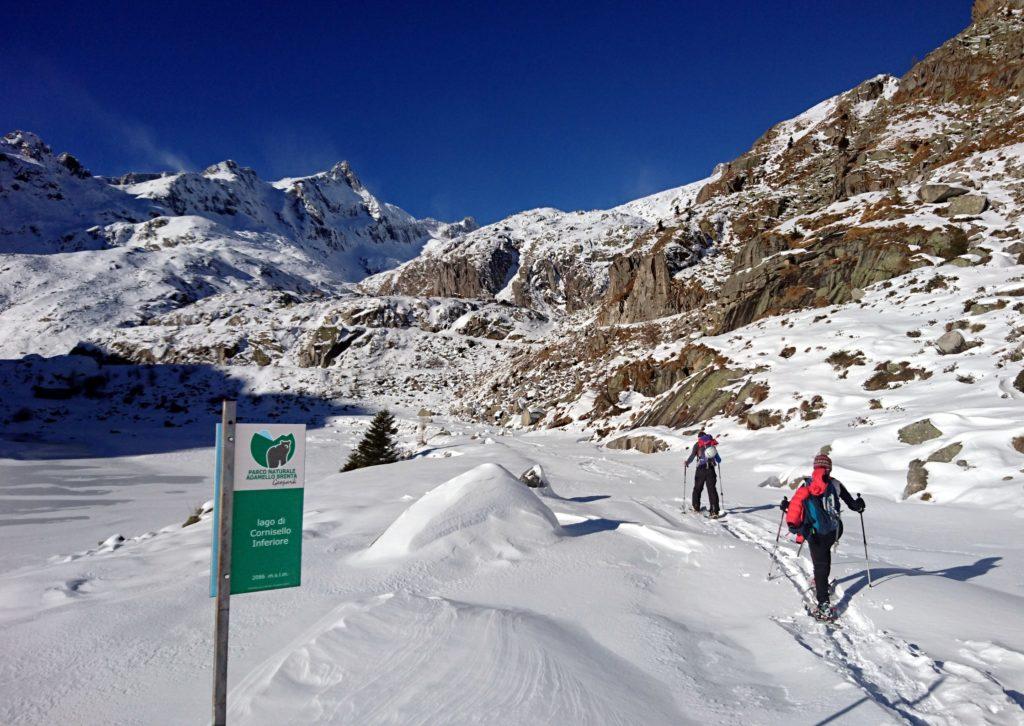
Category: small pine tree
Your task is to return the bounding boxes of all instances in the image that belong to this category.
[342,410,400,471]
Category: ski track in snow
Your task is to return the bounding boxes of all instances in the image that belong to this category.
[708,511,1024,725]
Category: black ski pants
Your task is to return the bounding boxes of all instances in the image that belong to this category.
[808,531,838,605]
[691,464,719,514]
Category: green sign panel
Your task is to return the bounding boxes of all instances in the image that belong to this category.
[211,423,306,596]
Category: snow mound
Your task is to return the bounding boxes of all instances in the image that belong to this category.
[359,463,561,562]
[228,592,680,725]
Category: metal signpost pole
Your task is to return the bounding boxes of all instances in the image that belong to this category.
[213,400,236,726]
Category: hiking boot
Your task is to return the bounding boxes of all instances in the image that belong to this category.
[812,602,837,621]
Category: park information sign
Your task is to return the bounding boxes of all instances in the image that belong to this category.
[210,423,306,595]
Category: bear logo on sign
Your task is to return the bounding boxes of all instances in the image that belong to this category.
[266,440,292,469]
[250,430,297,468]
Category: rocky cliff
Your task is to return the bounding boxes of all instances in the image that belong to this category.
[456,3,1024,432]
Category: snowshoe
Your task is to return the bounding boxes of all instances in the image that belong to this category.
[807,602,838,623]
[707,511,723,519]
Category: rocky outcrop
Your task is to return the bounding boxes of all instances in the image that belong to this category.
[517,465,549,487]
[746,409,783,430]
[948,194,989,216]
[634,367,766,430]
[973,0,1024,22]
[296,325,365,368]
[903,459,929,499]
[599,248,709,325]
[605,434,669,454]
[918,184,968,203]
[898,419,943,445]
[899,2,1024,103]
[928,442,963,463]
[375,238,519,300]
[713,224,968,334]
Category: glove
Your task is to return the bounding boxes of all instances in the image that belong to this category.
[779,497,789,513]
[853,495,866,513]
[795,534,805,544]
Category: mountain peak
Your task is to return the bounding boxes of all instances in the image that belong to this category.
[3,130,51,161]
[328,160,363,191]
[202,159,256,180]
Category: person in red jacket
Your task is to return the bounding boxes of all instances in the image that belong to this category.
[781,453,864,620]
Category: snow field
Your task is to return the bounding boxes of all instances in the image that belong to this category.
[3,420,1020,723]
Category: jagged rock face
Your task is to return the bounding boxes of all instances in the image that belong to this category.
[905,3,1024,102]
[585,343,768,430]
[366,184,702,328]
[371,235,520,299]
[972,0,1022,21]
[364,189,700,315]
[594,8,1024,331]
[599,230,715,325]
[712,224,968,333]
[0,131,155,253]
[122,160,448,277]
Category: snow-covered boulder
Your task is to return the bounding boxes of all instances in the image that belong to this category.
[517,464,549,488]
[359,463,561,563]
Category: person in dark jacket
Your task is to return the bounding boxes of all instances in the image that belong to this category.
[685,430,722,517]
[782,453,865,619]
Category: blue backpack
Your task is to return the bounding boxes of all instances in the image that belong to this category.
[802,479,841,536]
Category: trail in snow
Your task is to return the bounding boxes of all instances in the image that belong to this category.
[717,512,1023,725]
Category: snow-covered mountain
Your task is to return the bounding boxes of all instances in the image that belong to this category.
[0,131,155,254]
[1,0,1022,508]
[4,4,1024,723]
[0,131,474,356]
[362,181,707,314]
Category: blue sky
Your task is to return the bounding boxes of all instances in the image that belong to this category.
[6,1,969,223]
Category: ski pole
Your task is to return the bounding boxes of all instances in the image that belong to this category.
[857,493,873,588]
[683,464,689,509]
[766,506,786,581]
[717,462,725,512]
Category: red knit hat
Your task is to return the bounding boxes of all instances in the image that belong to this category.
[813,454,832,471]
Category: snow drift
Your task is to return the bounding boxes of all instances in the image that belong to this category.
[358,463,562,563]
[228,592,680,726]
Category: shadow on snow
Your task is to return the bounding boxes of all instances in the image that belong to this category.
[0,354,367,460]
